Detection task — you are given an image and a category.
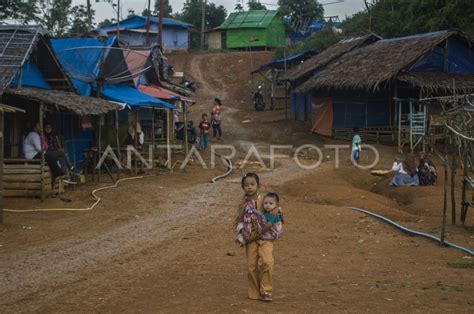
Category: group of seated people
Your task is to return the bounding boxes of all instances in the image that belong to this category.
[390,151,437,187]
[23,123,76,185]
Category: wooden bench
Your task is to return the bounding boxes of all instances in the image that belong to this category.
[3,159,63,199]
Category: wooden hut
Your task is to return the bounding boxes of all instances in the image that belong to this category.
[296,30,474,151]
[282,33,381,123]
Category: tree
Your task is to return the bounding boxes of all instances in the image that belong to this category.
[0,0,39,24]
[154,0,173,18]
[38,0,73,37]
[69,4,95,36]
[248,1,266,11]
[280,28,342,57]
[341,0,474,38]
[97,19,115,29]
[278,0,324,21]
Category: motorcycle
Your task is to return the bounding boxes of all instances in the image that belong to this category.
[175,121,197,144]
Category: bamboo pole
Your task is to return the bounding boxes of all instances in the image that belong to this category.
[441,127,449,245]
[152,108,155,169]
[0,110,4,224]
[39,103,45,201]
[134,110,139,175]
[115,109,120,180]
[183,102,189,156]
[167,109,171,170]
[70,115,77,169]
[461,141,469,224]
[451,145,457,225]
[98,115,102,183]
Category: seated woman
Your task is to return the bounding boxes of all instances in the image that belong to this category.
[418,151,437,185]
[389,153,420,187]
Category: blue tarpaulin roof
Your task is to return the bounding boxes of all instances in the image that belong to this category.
[51,36,116,96]
[100,84,175,109]
[251,49,318,73]
[10,60,52,90]
[98,15,192,32]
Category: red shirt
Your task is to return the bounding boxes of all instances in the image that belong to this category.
[199,120,211,135]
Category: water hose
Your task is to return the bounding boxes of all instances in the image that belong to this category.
[348,207,474,256]
[3,175,155,213]
[211,153,233,183]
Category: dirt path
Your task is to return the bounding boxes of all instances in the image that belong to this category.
[1,52,473,312]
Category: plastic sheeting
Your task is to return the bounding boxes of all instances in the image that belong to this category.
[139,84,194,103]
[98,16,192,32]
[290,92,312,121]
[52,37,116,96]
[10,59,51,90]
[311,97,333,136]
[333,96,390,129]
[100,84,175,109]
[447,37,474,73]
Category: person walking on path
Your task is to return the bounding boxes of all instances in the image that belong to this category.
[211,98,223,140]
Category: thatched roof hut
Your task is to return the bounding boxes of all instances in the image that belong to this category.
[282,33,381,82]
[297,30,474,94]
[4,88,121,115]
[0,26,75,96]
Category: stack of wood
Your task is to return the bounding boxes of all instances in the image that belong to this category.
[3,159,63,198]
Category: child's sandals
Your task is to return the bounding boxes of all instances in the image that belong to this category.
[260,292,272,302]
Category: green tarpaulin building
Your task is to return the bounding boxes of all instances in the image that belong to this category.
[218,10,285,49]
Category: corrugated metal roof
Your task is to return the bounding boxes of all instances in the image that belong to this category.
[219,10,279,30]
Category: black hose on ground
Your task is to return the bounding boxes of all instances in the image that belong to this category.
[211,153,233,183]
[348,207,474,256]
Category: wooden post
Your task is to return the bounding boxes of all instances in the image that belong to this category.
[397,100,402,152]
[151,108,155,169]
[461,141,469,224]
[70,115,77,169]
[167,109,171,170]
[409,100,413,151]
[0,110,4,224]
[451,144,457,225]
[284,82,288,120]
[98,115,102,183]
[441,127,449,245]
[134,110,139,175]
[183,102,189,157]
[39,103,45,201]
[115,109,121,180]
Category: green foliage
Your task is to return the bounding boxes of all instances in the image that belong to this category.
[341,0,474,38]
[277,28,342,57]
[97,19,115,29]
[248,2,266,11]
[0,0,38,24]
[277,0,324,21]
[38,0,73,37]
[154,0,173,18]
[68,4,95,36]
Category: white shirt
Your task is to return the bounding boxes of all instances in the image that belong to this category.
[392,161,408,174]
[24,131,42,160]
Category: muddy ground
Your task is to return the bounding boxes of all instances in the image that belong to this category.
[1,51,473,313]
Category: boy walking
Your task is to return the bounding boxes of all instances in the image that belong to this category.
[199,113,211,150]
[351,127,361,165]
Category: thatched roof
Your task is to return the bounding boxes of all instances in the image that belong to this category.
[0,103,25,113]
[282,33,381,82]
[0,26,41,96]
[297,30,473,93]
[0,26,74,96]
[397,72,474,94]
[5,88,120,115]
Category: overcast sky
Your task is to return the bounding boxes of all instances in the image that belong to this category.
[74,0,366,24]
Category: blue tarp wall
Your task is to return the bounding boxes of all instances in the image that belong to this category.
[10,60,52,90]
[332,95,390,129]
[290,90,312,121]
[409,37,474,73]
[51,37,116,96]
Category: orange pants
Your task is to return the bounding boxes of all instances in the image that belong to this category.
[246,240,274,299]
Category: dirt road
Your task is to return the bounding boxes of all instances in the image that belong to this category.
[1,52,473,312]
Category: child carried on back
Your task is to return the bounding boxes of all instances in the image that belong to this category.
[236,192,283,246]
